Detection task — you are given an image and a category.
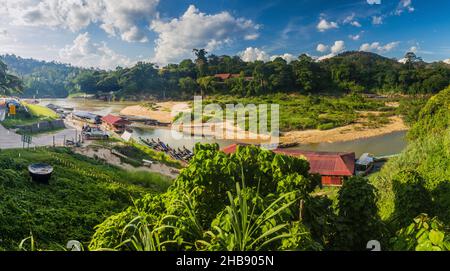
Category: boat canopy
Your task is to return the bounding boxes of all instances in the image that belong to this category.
[356,153,374,166]
[73,111,101,120]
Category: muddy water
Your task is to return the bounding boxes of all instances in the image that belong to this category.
[290,130,408,157]
[40,98,408,156]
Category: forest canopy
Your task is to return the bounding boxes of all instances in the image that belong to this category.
[2,50,450,99]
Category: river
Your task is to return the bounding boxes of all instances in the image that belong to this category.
[40,98,408,157]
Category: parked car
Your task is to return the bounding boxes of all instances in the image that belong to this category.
[82,127,109,140]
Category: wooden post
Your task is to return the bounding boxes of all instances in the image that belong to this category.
[63,135,66,147]
[53,136,55,148]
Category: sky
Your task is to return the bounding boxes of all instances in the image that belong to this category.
[1,0,449,69]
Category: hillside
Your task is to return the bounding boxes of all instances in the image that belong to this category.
[0,54,85,98]
[2,51,450,100]
[0,148,172,250]
[371,86,450,226]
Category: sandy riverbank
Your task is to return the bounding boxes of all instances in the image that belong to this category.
[120,102,408,145]
[281,115,408,144]
[120,102,190,123]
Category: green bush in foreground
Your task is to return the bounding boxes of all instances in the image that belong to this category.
[89,144,329,251]
[390,214,450,251]
[90,145,391,251]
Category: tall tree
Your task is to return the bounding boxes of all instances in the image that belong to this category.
[193,48,209,78]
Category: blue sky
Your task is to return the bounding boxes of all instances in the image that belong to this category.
[1,0,449,69]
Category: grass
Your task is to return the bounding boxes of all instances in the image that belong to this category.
[1,102,59,129]
[91,138,182,169]
[0,147,171,250]
[198,93,395,132]
[24,103,59,119]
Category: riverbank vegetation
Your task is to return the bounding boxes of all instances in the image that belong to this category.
[199,93,393,131]
[0,147,171,250]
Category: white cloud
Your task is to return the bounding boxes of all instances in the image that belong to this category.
[372,16,383,25]
[150,5,259,65]
[317,18,338,32]
[239,47,270,62]
[317,40,345,61]
[409,46,418,53]
[360,41,400,53]
[239,48,296,63]
[343,14,362,28]
[316,43,329,53]
[367,0,381,4]
[331,40,345,54]
[0,0,159,42]
[59,32,132,70]
[351,21,362,27]
[396,0,415,15]
[443,59,450,65]
[270,53,296,63]
[349,34,361,41]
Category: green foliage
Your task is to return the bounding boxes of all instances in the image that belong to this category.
[1,54,80,98]
[0,148,170,250]
[0,59,23,95]
[4,51,450,99]
[408,86,450,140]
[332,176,382,250]
[391,171,433,227]
[372,86,450,224]
[1,102,59,130]
[201,93,387,132]
[390,214,450,251]
[202,183,320,251]
[397,96,429,126]
[90,144,325,251]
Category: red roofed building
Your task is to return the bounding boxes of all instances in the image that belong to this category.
[101,114,131,133]
[222,144,355,186]
[214,73,233,80]
[214,73,254,81]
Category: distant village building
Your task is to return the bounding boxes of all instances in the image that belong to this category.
[214,73,253,81]
[222,144,355,186]
[101,114,131,133]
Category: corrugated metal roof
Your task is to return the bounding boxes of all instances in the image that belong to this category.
[73,111,101,119]
[222,144,355,176]
[102,114,123,125]
[214,73,232,80]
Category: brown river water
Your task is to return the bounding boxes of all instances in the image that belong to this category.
[40,98,408,157]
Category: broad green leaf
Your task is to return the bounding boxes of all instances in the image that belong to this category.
[429,230,444,246]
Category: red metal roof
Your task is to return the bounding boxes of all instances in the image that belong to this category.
[101,114,129,125]
[222,143,240,154]
[273,149,355,176]
[221,144,355,176]
[214,73,232,80]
